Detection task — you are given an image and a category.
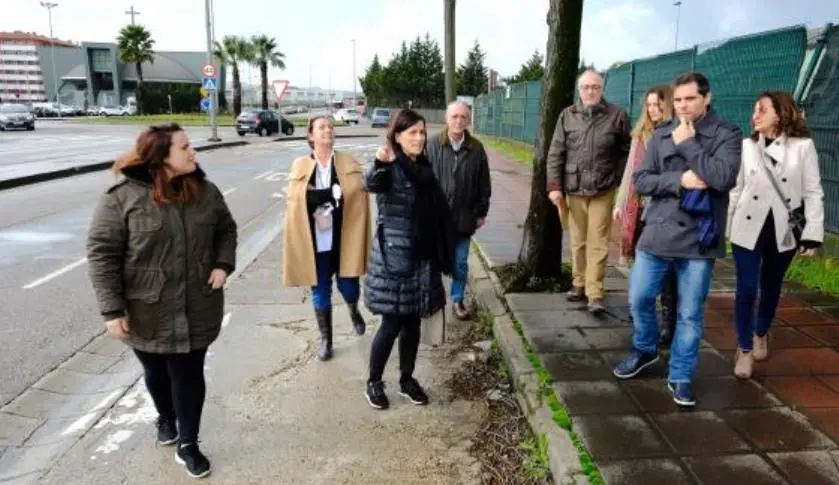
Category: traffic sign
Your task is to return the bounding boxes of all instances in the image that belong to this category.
[200,97,211,112]
[202,63,216,77]
[201,77,218,92]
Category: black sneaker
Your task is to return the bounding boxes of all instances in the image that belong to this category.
[399,377,430,405]
[365,380,389,410]
[156,417,178,446]
[668,382,696,407]
[612,349,659,379]
[175,442,211,479]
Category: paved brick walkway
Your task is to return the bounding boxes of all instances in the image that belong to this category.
[474,148,839,484]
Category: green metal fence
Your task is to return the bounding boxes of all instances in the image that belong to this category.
[474,23,839,231]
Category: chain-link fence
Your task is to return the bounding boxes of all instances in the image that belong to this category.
[474,23,839,231]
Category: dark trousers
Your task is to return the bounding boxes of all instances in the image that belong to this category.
[134,348,208,443]
[368,314,421,383]
[732,215,796,351]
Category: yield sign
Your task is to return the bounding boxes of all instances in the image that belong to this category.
[272,79,290,100]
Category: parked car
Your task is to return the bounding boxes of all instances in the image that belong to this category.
[370,108,391,128]
[0,103,36,131]
[98,105,132,116]
[236,109,294,137]
[331,108,359,125]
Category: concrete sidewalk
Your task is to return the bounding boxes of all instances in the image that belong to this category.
[472,148,839,484]
[12,236,485,485]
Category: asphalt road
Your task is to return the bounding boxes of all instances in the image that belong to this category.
[0,136,382,406]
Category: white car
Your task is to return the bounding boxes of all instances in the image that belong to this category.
[331,108,359,124]
[98,105,133,116]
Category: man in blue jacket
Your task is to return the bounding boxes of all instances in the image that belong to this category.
[612,73,742,407]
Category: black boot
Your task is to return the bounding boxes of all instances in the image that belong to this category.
[659,272,677,346]
[347,302,366,336]
[315,309,333,361]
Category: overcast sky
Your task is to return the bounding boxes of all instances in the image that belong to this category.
[4,0,837,90]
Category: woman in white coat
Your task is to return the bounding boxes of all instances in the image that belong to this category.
[727,91,824,379]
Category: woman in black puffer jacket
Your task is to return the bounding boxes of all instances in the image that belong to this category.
[362,109,455,410]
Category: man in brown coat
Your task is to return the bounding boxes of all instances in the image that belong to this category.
[547,70,631,313]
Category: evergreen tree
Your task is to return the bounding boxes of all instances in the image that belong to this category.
[456,40,488,96]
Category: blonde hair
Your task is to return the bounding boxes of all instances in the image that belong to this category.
[631,85,673,141]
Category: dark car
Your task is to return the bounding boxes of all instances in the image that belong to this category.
[0,103,36,131]
[236,109,294,137]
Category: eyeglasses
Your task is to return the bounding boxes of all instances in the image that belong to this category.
[580,85,602,91]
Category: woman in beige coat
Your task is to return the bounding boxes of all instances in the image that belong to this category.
[282,116,372,361]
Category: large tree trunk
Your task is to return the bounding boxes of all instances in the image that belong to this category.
[232,63,242,116]
[517,0,584,280]
[260,63,269,110]
[135,62,144,115]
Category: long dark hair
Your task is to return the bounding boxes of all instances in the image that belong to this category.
[112,122,200,205]
[386,109,426,155]
[749,91,810,141]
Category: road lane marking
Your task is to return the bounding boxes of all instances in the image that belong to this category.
[22,257,88,289]
[264,171,288,181]
[254,170,273,180]
[222,187,237,196]
[271,193,284,199]
[221,312,232,328]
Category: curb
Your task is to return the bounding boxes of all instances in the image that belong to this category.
[271,133,381,143]
[466,244,593,485]
[0,140,248,191]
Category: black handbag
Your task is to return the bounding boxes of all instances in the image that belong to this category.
[760,154,805,246]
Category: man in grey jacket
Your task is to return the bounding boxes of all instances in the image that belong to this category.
[427,101,491,320]
[613,72,742,407]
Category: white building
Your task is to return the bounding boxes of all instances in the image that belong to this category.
[0,31,76,104]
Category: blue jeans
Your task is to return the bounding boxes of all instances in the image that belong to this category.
[630,250,714,383]
[451,237,471,304]
[732,216,795,351]
[311,251,360,312]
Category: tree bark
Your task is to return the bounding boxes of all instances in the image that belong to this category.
[232,63,242,116]
[517,0,584,278]
[260,63,269,110]
[135,62,144,115]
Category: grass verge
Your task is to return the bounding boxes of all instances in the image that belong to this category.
[478,135,535,166]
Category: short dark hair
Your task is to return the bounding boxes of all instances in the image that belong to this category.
[386,109,426,151]
[306,115,330,149]
[674,72,711,96]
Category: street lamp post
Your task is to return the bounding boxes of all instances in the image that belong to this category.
[204,0,220,141]
[40,1,61,116]
[351,39,356,107]
[673,1,683,50]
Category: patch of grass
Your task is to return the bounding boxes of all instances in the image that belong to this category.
[71,113,311,127]
[786,255,839,295]
[479,135,535,166]
[520,434,551,481]
[495,262,572,294]
[508,317,605,484]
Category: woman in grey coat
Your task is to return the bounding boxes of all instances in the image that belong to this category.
[363,109,455,410]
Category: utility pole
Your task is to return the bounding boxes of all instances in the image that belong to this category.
[204,0,220,141]
[673,1,682,50]
[444,0,456,104]
[125,5,141,25]
[351,39,357,107]
[40,1,61,114]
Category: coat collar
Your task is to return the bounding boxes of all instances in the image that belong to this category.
[437,129,474,150]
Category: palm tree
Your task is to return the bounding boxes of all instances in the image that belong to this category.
[214,36,253,116]
[250,35,286,110]
[117,24,155,115]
